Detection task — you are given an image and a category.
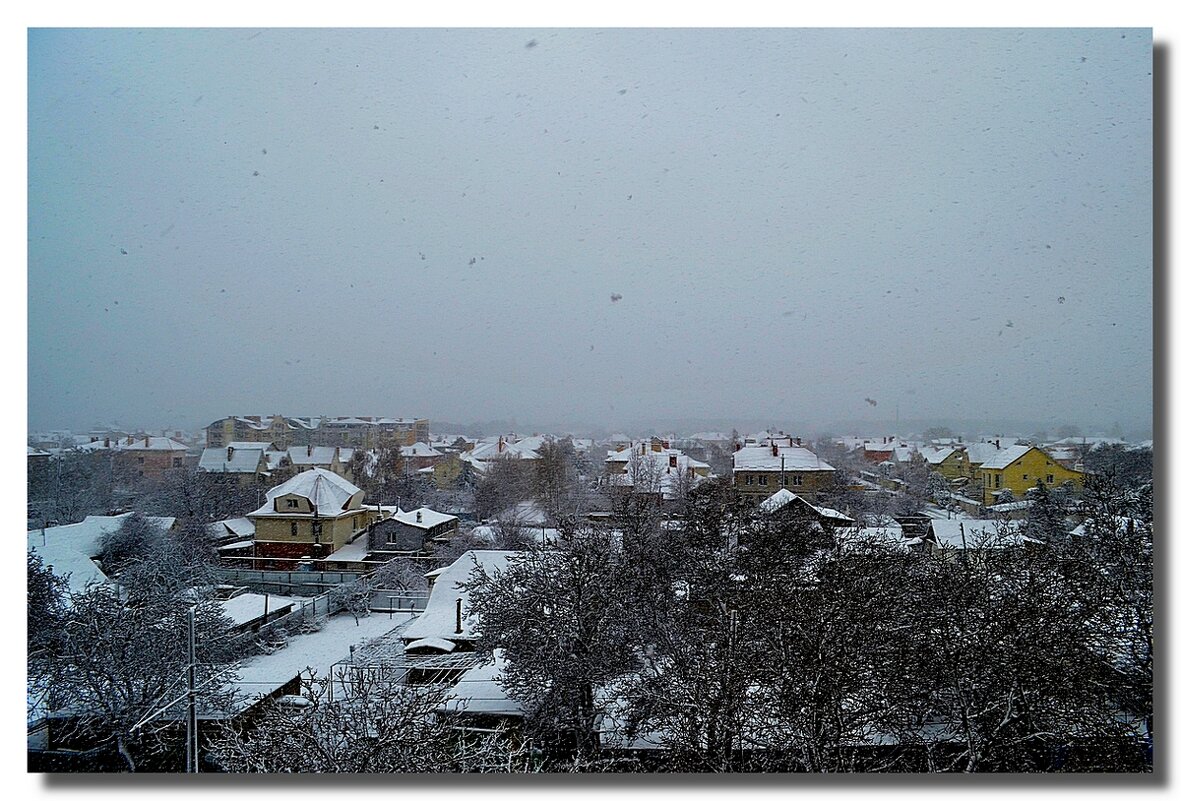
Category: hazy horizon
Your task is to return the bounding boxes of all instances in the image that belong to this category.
[29,29,1153,436]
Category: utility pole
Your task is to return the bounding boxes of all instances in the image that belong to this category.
[187,606,198,774]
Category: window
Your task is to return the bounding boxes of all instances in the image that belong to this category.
[745,475,754,485]
[173,457,183,467]
[290,521,298,536]
[137,456,145,464]
[1047,474,1054,484]
[758,475,768,486]
[668,455,677,468]
[792,475,803,486]
[1022,474,1028,481]
[996,475,1002,488]
[286,498,299,509]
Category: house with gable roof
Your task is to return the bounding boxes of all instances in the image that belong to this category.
[978,445,1085,506]
[919,446,972,483]
[198,443,271,486]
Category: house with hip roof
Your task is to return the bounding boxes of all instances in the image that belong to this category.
[113,436,190,482]
[732,436,836,502]
[246,468,388,567]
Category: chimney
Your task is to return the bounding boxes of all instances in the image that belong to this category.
[771,442,779,457]
[416,510,422,523]
[227,446,235,462]
[145,437,151,447]
[455,598,463,634]
[103,438,110,448]
[307,444,313,457]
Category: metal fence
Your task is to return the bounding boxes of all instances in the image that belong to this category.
[213,567,362,596]
[369,590,430,614]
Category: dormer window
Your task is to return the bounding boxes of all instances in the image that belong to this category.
[286,498,299,509]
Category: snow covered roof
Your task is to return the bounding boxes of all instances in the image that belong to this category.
[979,444,1035,470]
[438,650,523,716]
[210,517,255,541]
[199,446,267,473]
[759,488,854,523]
[964,442,1005,465]
[733,445,835,472]
[322,538,371,562]
[928,519,1026,549]
[400,442,442,458]
[605,444,708,472]
[28,446,51,457]
[28,514,175,594]
[405,637,457,654]
[228,615,405,713]
[402,550,518,644]
[120,437,188,451]
[249,468,363,518]
[468,439,539,461]
[919,446,957,465]
[392,507,458,530]
[286,446,341,466]
[759,488,803,514]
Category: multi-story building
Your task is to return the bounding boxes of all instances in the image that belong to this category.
[247,468,388,567]
[114,436,189,482]
[732,436,836,502]
[205,415,429,450]
[978,445,1086,506]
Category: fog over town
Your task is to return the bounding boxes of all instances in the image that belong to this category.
[28,28,1151,438]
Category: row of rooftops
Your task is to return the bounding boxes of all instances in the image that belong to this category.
[215,415,427,432]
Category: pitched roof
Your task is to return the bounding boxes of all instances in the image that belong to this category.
[392,507,458,529]
[980,444,1035,470]
[249,468,363,518]
[286,446,341,466]
[402,550,517,644]
[919,446,956,465]
[928,519,1028,549]
[733,445,835,472]
[400,442,442,458]
[199,446,267,473]
[28,514,175,594]
[120,437,188,451]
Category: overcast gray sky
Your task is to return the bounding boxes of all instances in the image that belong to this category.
[27,28,1152,435]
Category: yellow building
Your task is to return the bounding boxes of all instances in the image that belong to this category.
[920,446,972,482]
[247,467,388,567]
[978,445,1086,506]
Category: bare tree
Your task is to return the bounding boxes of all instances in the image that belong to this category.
[207,670,531,773]
[467,526,643,760]
[45,587,237,771]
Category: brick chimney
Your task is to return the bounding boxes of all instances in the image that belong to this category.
[771,442,779,457]
[227,446,235,462]
[307,444,313,457]
[416,510,422,523]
